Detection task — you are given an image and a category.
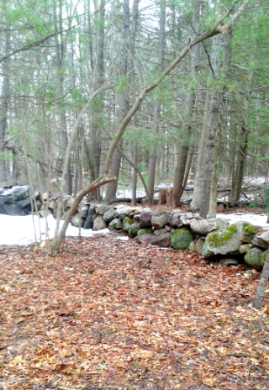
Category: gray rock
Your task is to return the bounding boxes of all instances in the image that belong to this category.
[190,218,229,235]
[202,222,245,258]
[196,237,205,254]
[252,230,269,249]
[80,205,89,219]
[71,213,85,228]
[93,215,107,230]
[109,218,122,229]
[95,204,111,215]
[115,206,129,220]
[188,237,205,254]
[0,186,35,216]
[135,233,155,245]
[137,228,152,236]
[168,212,183,228]
[244,247,265,270]
[84,203,96,229]
[165,225,172,232]
[103,208,117,222]
[189,240,197,253]
[151,211,171,229]
[139,211,153,228]
[239,244,250,254]
[151,232,170,247]
[154,228,165,236]
[180,212,201,226]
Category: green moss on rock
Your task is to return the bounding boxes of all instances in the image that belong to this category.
[170,227,193,250]
[244,247,265,270]
[242,223,260,236]
[128,222,140,237]
[123,217,133,232]
[137,228,152,236]
[205,224,237,248]
[109,218,122,229]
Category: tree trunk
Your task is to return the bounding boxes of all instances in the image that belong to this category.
[105,0,131,200]
[147,1,166,205]
[0,28,10,187]
[172,0,200,207]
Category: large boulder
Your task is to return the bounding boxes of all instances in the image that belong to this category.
[170,227,193,250]
[95,204,111,215]
[168,211,182,228]
[244,248,265,270]
[84,203,96,229]
[139,211,154,228]
[0,186,35,216]
[239,223,261,243]
[251,230,269,249]
[151,211,171,229]
[109,218,122,229]
[135,233,155,245]
[180,212,201,226]
[71,213,85,227]
[202,222,245,258]
[137,228,152,236]
[128,222,140,237]
[93,215,107,230]
[151,232,170,247]
[103,208,117,222]
[123,217,133,232]
[115,206,129,220]
[190,218,229,236]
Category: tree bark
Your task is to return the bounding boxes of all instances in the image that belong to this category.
[0,27,10,187]
[147,1,166,205]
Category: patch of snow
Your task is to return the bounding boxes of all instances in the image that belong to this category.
[115,236,129,241]
[216,213,269,228]
[0,214,110,246]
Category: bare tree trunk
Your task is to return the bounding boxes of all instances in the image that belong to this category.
[208,127,221,217]
[172,0,200,207]
[253,252,269,309]
[89,0,105,201]
[105,0,131,200]
[147,1,166,205]
[54,0,72,194]
[0,27,10,187]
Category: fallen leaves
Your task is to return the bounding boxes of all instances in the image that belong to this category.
[0,234,268,389]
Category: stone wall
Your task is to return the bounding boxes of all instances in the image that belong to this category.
[53,201,268,271]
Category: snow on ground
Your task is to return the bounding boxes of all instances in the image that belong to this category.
[0,214,110,246]
[216,213,269,228]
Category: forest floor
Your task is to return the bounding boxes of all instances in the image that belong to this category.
[0,225,269,390]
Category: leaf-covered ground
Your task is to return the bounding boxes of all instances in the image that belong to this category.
[0,233,269,390]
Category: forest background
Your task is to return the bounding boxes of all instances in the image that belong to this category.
[0,0,268,223]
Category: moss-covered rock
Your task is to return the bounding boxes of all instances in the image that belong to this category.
[240,223,261,243]
[123,217,133,232]
[202,223,244,258]
[170,227,193,250]
[128,221,140,237]
[109,218,122,229]
[244,247,265,270]
[137,228,152,237]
